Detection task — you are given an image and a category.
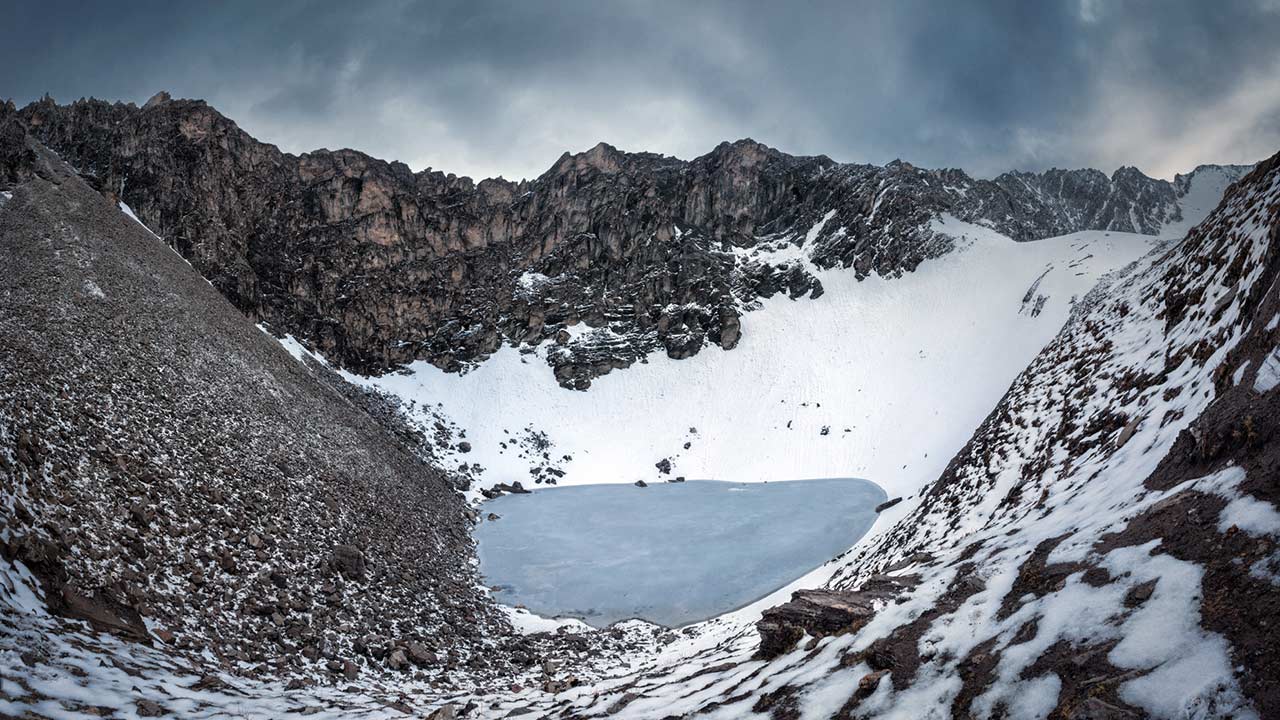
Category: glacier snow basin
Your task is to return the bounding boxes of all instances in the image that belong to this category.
[473,477,886,628]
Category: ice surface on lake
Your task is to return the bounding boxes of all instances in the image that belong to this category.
[474,478,885,628]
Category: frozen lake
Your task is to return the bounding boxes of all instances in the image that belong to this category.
[474,478,886,628]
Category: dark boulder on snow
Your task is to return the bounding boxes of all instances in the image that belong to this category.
[756,589,879,659]
[491,481,530,495]
[756,575,920,659]
[330,545,367,581]
[875,497,903,513]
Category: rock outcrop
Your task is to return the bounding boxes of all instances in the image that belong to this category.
[756,575,919,659]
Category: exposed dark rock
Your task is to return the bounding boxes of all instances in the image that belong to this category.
[874,497,902,513]
[135,699,167,717]
[756,575,920,659]
[405,641,437,666]
[330,545,367,581]
[426,704,458,720]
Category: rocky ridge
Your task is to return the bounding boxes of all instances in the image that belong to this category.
[2,94,1249,388]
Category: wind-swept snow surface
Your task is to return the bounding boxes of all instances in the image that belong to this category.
[353,221,1156,504]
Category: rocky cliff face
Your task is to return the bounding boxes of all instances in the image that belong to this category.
[1,94,1249,388]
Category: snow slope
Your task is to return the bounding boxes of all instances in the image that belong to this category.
[1161,164,1253,240]
[348,220,1156,507]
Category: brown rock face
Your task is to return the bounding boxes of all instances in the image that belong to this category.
[1,94,1230,388]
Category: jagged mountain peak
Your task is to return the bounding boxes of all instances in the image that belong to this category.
[1109,163,1151,180]
[142,89,172,108]
[0,95,1254,389]
[702,137,787,164]
[559,140,627,173]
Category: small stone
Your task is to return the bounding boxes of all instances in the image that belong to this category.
[218,552,238,574]
[1123,580,1157,608]
[405,640,437,666]
[427,705,458,720]
[856,669,889,697]
[135,699,166,717]
[874,497,903,513]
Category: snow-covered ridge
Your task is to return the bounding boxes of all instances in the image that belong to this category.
[257,160,1245,501]
[346,219,1155,499]
[488,151,1280,719]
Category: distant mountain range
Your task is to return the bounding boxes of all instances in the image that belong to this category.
[2,93,1250,388]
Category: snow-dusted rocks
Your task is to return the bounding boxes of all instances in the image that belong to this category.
[756,576,920,660]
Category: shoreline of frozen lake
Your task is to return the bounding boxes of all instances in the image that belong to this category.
[474,478,886,628]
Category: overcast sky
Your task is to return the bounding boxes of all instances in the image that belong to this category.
[6,0,1280,181]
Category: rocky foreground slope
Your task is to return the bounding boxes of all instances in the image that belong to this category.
[0,139,661,717]
[3,94,1247,388]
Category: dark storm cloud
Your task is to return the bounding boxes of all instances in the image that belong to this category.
[5,0,1280,180]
